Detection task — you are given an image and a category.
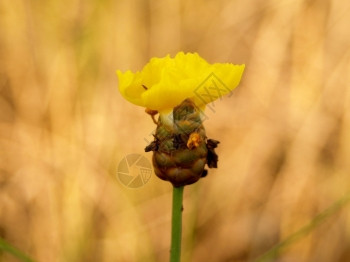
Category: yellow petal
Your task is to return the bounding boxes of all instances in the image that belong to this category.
[116,70,145,106]
[116,52,245,111]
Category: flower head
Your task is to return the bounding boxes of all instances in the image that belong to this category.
[117,52,245,112]
[117,52,245,187]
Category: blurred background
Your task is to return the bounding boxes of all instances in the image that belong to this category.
[1,0,350,261]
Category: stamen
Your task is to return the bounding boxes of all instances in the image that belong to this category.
[145,108,158,124]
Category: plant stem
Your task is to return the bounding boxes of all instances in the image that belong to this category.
[170,186,184,262]
[0,237,36,262]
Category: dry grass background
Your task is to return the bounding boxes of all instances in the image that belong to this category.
[1,0,350,261]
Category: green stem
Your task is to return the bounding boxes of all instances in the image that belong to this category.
[170,186,184,262]
[0,237,36,262]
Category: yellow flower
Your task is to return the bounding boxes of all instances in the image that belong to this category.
[117,52,245,112]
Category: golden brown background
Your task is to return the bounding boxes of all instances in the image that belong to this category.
[1,0,350,261]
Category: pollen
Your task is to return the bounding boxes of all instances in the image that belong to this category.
[187,132,201,149]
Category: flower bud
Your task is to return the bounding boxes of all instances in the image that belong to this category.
[145,99,219,187]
